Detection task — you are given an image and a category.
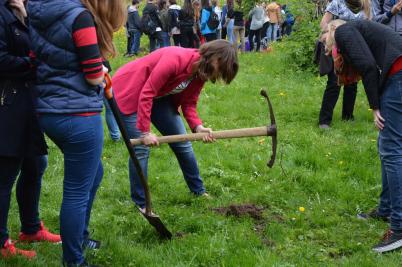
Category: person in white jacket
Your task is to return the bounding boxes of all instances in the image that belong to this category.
[212,0,223,39]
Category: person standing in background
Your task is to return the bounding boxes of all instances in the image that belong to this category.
[179,0,196,47]
[221,1,228,39]
[168,0,181,46]
[266,1,281,44]
[126,0,142,57]
[228,0,245,51]
[318,0,371,129]
[193,0,202,46]
[225,0,235,44]
[212,0,222,39]
[248,1,265,52]
[200,0,217,41]
[143,0,164,52]
[158,0,171,47]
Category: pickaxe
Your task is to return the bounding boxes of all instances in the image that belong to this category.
[131,89,277,168]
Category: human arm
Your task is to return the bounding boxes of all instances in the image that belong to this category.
[372,0,402,23]
[72,11,105,86]
[0,16,33,80]
[136,55,177,133]
[320,12,333,31]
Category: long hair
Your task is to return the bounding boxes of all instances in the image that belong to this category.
[193,0,201,20]
[80,0,126,59]
[193,40,239,84]
[183,0,194,17]
[345,0,371,19]
[227,0,234,10]
[158,0,167,10]
[324,19,346,55]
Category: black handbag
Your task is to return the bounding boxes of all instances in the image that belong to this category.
[314,40,333,76]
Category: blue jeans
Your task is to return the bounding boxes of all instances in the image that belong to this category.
[227,19,235,44]
[161,31,171,47]
[377,71,402,231]
[39,114,104,264]
[129,30,141,54]
[121,96,206,208]
[266,23,278,44]
[103,90,120,141]
[149,31,165,52]
[0,155,47,246]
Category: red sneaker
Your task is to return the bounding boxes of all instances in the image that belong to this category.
[1,239,36,259]
[18,221,61,243]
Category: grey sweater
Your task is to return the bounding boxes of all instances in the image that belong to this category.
[372,0,402,35]
[248,6,265,30]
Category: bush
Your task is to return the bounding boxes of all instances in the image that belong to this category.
[275,0,321,74]
[283,19,320,73]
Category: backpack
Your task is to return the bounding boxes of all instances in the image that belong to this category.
[286,13,295,25]
[141,13,157,35]
[207,9,220,30]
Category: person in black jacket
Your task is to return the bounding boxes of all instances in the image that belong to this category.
[326,19,402,253]
[143,0,164,52]
[126,0,142,56]
[0,0,60,259]
[179,0,195,48]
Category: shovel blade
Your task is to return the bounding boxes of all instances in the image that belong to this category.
[140,212,173,239]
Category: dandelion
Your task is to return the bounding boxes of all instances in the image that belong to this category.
[299,207,305,212]
[339,161,344,165]
[279,92,286,97]
[258,139,265,145]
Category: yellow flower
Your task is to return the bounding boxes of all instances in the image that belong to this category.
[299,207,305,212]
[279,92,286,96]
[258,139,265,145]
[339,161,344,165]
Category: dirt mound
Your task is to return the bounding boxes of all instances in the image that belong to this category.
[212,204,265,220]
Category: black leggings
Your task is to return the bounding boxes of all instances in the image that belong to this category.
[0,156,47,246]
[319,71,357,125]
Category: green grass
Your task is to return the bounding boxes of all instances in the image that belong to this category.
[2,32,400,267]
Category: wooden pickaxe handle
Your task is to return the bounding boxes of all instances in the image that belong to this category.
[130,126,276,146]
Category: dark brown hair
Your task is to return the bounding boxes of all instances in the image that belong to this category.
[81,0,126,58]
[193,40,239,84]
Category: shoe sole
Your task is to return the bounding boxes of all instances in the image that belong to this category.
[373,239,402,253]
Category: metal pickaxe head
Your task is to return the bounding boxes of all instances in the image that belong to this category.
[260,89,277,168]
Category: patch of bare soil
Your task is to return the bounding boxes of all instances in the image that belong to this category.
[212,204,277,247]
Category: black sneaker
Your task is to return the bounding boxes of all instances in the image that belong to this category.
[82,238,101,250]
[357,209,390,222]
[373,229,402,253]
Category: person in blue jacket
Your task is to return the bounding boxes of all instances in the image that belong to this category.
[200,0,217,41]
[28,0,125,265]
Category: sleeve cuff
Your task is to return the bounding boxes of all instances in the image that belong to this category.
[386,11,393,18]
